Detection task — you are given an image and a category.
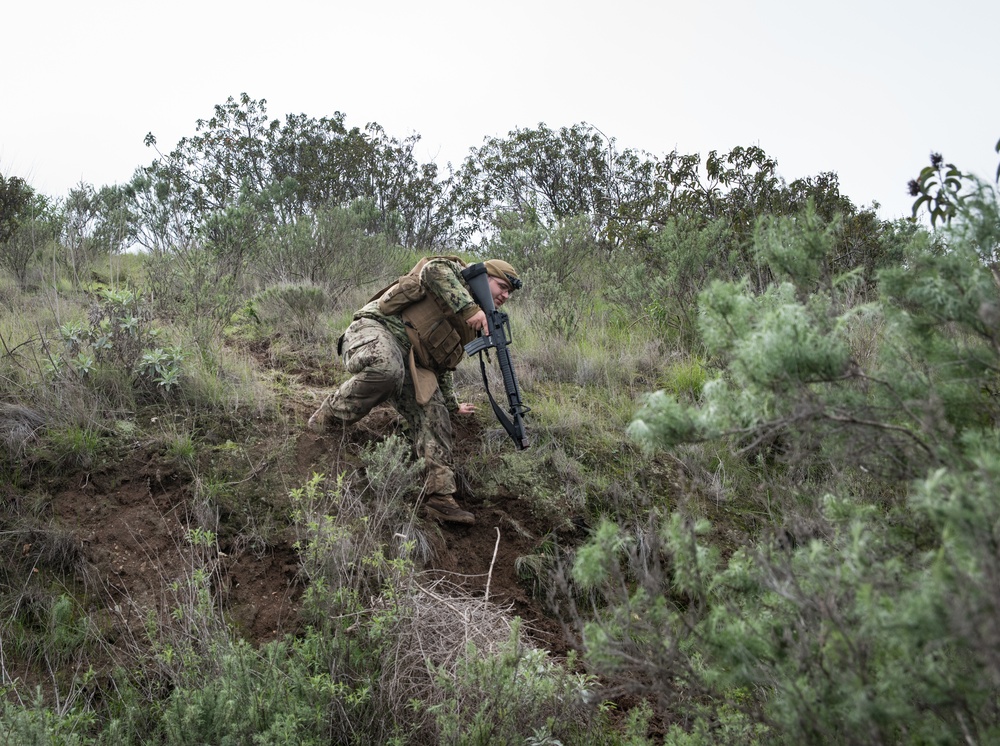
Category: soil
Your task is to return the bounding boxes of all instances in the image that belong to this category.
[30,374,576,662]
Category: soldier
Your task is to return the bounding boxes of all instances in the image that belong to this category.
[308,256,521,525]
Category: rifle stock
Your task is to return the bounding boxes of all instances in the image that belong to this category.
[461,263,530,450]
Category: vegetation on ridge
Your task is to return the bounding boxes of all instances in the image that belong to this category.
[2,92,1000,744]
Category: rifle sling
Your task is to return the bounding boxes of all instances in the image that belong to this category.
[476,351,520,445]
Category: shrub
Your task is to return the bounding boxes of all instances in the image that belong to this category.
[426,626,608,746]
[597,140,1000,743]
[252,282,330,343]
[0,216,55,289]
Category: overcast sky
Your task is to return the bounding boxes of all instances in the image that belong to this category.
[2,0,997,222]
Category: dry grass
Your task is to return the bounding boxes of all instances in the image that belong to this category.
[0,404,44,462]
[377,575,527,714]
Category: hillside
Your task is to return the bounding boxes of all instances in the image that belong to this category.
[2,324,635,741]
[5,118,1000,743]
[32,385,574,652]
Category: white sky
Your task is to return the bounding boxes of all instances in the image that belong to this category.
[2,0,997,222]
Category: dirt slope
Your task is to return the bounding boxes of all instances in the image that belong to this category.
[35,385,571,659]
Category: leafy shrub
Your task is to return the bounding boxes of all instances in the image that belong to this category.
[258,204,410,304]
[595,140,1000,744]
[610,217,730,348]
[0,692,98,746]
[45,287,185,399]
[0,215,56,289]
[252,282,329,343]
[134,346,185,394]
[161,634,366,746]
[427,627,613,746]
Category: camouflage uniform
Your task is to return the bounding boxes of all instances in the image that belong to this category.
[312,257,478,499]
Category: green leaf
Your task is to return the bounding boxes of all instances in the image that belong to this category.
[911,195,931,216]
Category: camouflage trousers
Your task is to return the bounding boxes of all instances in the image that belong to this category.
[316,318,457,497]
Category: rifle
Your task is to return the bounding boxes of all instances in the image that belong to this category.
[461,263,530,450]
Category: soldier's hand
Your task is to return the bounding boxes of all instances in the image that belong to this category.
[466,310,488,333]
[456,403,476,415]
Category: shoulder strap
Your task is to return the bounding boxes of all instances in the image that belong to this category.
[367,255,468,303]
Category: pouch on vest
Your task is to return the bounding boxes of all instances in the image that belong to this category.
[372,255,467,315]
[422,317,465,370]
[402,301,467,372]
[408,347,439,406]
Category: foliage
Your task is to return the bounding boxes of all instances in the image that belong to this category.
[0,691,98,746]
[567,474,1000,743]
[254,202,408,302]
[594,138,1000,743]
[0,179,58,288]
[42,422,104,468]
[449,127,789,253]
[134,93,455,252]
[0,214,56,289]
[611,216,730,347]
[908,151,971,228]
[7,99,1000,745]
[160,633,368,746]
[252,283,329,343]
[60,183,131,285]
[359,432,425,506]
[0,173,36,244]
[289,438,423,623]
[45,287,183,396]
[134,346,185,393]
[449,123,635,249]
[627,196,991,483]
[426,628,618,746]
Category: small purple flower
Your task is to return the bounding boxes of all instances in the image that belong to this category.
[930,152,944,168]
[908,179,921,197]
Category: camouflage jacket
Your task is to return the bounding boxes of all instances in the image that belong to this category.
[355,257,478,410]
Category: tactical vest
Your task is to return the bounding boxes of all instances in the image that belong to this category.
[373,256,478,373]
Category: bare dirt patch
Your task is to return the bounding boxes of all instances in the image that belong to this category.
[32,386,572,661]
[294,400,572,653]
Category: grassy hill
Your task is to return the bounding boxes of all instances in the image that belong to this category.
[4,128,1000,743]
[0,249,683,743]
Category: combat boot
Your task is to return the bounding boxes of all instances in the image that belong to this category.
[307,401,345,434]
[423,495,475,525]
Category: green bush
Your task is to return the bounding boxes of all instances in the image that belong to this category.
[594,145,1000,744]
[161,634,366,746]
[427,626,632,746]
[0,691,97,746]
[253,282,329,343]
